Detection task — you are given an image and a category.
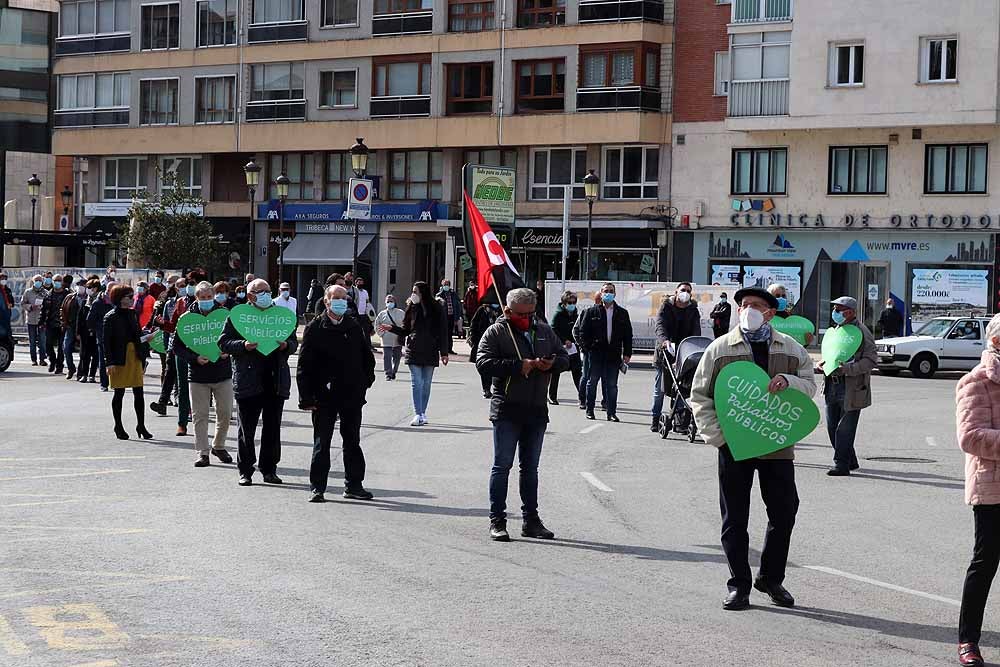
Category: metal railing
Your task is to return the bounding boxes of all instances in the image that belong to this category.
[732,0,791,23]
[727,79,788,117]
[578,0,664,23]
[370,95,431,118]
[577,86,661,112]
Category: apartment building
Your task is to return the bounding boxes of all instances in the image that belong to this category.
[672,0,1000,334]
[50,0,675,298]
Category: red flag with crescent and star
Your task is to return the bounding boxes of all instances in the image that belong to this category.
[464,191,524,304]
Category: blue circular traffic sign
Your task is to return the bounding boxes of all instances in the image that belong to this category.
[352,183,369,201]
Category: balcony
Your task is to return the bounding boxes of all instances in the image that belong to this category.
[372,11,433,36]
[732,0,791,23]
[54,33,131,56]
[54,109,129,128]
[245,100,307,122]
[247,20,308,43]
[727,80,788,117]
[579,0,664,23]
[577,86,661,112]
[370,95,431,118]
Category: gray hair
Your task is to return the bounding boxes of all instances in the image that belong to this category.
[195,280,214,296]
[506,287,537,308]
[987,314,1000,349]
[326,284,347,299]
[767,283,786,295]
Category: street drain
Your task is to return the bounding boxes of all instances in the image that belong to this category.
[865,456,937,463]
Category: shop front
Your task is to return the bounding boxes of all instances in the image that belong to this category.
[695,227,996,335]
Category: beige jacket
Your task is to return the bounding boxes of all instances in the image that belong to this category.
[823,320,878,412]
[690,326,817,460]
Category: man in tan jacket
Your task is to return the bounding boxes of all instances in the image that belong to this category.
[691,287,816,611]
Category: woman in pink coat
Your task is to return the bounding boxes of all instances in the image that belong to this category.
[955,314,1000,667]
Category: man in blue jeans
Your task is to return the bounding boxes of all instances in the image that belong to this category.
[574,282,633,422]
[477,287,569,542]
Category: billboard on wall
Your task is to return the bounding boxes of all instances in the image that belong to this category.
[910,268,989,322]
[543,280,733,350]
[742,265,801,305]
[463,163,517,259]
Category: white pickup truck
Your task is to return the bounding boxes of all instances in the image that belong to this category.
[875,316,992,378]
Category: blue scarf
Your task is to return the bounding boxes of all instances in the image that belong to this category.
[741,322,773,345]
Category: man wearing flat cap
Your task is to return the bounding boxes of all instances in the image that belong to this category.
[821,296,877,477]
[691,287,815,611]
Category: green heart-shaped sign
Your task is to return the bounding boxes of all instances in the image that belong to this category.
[149,330,166,355]
[229,303,297,356]
[771,315,815,345]
[176,308,229,362]
[821,325,863,376]
[714,361,821,461]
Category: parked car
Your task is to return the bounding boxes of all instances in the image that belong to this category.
[876,316,992,378]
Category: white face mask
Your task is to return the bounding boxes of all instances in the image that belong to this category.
[410,293,421,304]
[739,307,765,333]
[676,291,691,303]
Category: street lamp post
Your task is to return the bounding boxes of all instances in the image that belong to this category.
[60,185,73,228]
[349,138,370,277]
[275,172,290,286]
[583,169,599,280]
[27,174,41,266]
[243,159,261,277]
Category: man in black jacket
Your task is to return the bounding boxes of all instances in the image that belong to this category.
[651,282,702,431]
[298,284,376,503]
[172,281,234,468]
[477,287,569,542]
[878,298,904,337]
[219,279,298,487]
[574,282,633,422]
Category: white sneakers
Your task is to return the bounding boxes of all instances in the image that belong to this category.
[411,414,428,426]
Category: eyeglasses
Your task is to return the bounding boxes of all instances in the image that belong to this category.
[250,288,269,295]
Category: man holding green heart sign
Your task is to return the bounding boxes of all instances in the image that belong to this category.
[820,296,877,477]
[690,287,816,612]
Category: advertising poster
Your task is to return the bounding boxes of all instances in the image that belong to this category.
[910,268,989,322]
[742,265,801,305]
[468,166,515,226]
[711,265,741,286]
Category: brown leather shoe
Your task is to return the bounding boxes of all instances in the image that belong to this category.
[959,643,984,667]
[176,425,188,436]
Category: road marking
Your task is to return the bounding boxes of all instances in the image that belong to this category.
[71,661,119,667]
[803,566,960,606]
[0,456,145,462]
[0,614,29,656]
[579,423,604,435]
[0,499,88,509]
[0,576,189,601]
[23,603,129,650]
[926,436,938,447]
[580,472,614,492]
[0,469,131,483]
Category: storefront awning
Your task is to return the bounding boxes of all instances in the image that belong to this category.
[281,233,375,265]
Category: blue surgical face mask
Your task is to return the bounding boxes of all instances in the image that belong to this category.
[776,297,787,311]
[490,303,500,310]
[280,290,290,299]
[831,310,846,325]
[254,293,272,308]
[386,301,395,309]
[33,280,42,289]
[329,298,349,316]
[236,291,246,299]
[602,292,615,304]
[154,276,163,284]
[720,297,727,303]
[185,286,195,297]
[566,303,577,312]
[198,299,215,311]
[136,286,146,295]
[441,285,450,292]
[43,277,52,286]
[214,293,227,304]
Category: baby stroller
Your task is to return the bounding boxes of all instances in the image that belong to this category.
[658,336,712,442]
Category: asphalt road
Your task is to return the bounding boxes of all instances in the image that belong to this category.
[0,343,986,667]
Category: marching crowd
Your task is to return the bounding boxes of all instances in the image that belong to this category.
[5,265,1000,667]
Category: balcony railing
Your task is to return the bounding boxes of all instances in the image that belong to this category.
[732,0,791,23]
[247,20,308,43]
[54,33,131,56]
[246,99,307,122]
[577,86,661,112]
[370,95,431,118]
[578,0,664,23]
[728,80,788,117]
[53,108,129,128]
[372,11,433,36]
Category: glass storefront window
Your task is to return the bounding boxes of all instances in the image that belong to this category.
[592,251,657,282]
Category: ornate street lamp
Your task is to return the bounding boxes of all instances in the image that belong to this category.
[348,138,369,276]
[583,169,600,279]
[27,174,41,266]
[275,172,290,285]
[243,159,261,275]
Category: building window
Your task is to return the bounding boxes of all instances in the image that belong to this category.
[516,59,565,113]
[830,43,863,86]
[731,147,787,195]
[925,143,987,194]
[373,59,431,96]
[252,0,304,23]
[197,0,237,46]
[196,76,236,123]
[602,146,659,199]
[374,0,432,13]
[829,146,886,195]
[103,157,148,200]
[319,70,357,108]
[60,0,130,37]
[140,3,180,50]
[161,156,203,196]
[139,78,179,125]
[269,153,315,199]
[446,62,493,115]
[58,72,129,110]
[530,147,586,199]
[517,0,565,28]
[449,0,494,32]
[250,62,305,101]
[389,150,443,200]
[321,0,358,26]
[325,152,352,200]
[714,51,729,95]
[921,36,958,83]
[580,45,658,88]
[464,149,517,169]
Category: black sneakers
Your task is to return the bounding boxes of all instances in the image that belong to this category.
[149,401,167,416]
[262,473,283,484]
[309,492,326,503]
[343,487,374,500]
[521,517,554,539]
[194,455,210,468]
[490,519,511,542]
[211,449,233,464]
